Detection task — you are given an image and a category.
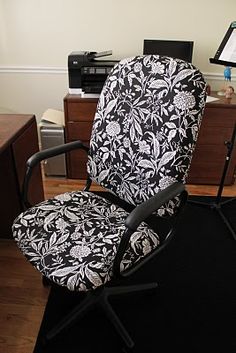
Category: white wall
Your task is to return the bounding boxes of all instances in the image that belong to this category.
[0,0,235,120]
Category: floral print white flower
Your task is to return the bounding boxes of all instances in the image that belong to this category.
[173,91,196,110]
[159,176,177,190]
[106,121,121,136]
[70,245,91,260]
[123,137,131,148]
[138,140,150,154]
[55,193,72,202]
[151,62,165,74]
[134,62,142,72]
[55,218,68,231]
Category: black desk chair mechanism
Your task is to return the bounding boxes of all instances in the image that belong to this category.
[12,55,206,350]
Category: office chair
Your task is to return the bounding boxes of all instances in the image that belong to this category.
[12,55,206,350]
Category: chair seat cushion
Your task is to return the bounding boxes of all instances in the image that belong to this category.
[12,191,160,291]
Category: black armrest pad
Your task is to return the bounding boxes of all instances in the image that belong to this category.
[125,182,185,231]
[27,140,88,168]
[22,140,89,209]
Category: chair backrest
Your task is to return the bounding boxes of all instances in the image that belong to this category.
[87,55,206,215]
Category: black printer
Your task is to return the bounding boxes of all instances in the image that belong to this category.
[68,51,118,94]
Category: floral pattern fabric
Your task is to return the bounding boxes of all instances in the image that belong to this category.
[87,55,206,216]
[12,55,206,292]
[12,191,159,291]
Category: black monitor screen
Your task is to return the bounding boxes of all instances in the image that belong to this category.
[143,39,194,63]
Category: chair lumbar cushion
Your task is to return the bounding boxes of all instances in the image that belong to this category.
[13,191,159,291]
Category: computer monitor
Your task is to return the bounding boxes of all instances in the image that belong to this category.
[143,39,194,63]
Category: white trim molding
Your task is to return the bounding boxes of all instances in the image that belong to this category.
[203,71,236,82]
[0,66,235,83]
[0,66,67,74]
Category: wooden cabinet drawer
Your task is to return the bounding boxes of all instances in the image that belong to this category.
[197,124,235,145]
[187,144,236,185]
[187,97,236,184]
[197,107,236,145]
[66,122,93,141]
[66,101,97,121]
[202,107,236,126]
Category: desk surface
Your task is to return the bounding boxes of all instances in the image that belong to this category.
[0,114,35,153]
[65,92,236,105]
[206,92,236,107]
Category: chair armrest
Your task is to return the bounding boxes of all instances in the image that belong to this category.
[27,140,88,169]
[125,182,185,231]
[113,182,186,277]
[23,140,88,209]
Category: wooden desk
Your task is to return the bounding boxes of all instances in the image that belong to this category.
[0,114,44,238]
[64,93,236,185]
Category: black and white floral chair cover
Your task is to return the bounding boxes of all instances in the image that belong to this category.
[12,55,206,349]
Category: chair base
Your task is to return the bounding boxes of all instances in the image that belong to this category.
[44,281,158,349]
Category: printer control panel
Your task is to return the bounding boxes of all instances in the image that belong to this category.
[68,51,118,94]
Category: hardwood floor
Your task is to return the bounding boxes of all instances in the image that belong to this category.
[43,176,236,199]
[0,240,49,353]
[1,176,235,353]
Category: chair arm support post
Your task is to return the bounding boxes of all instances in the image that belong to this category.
[113,228,134,278]
[22,140,88,209]
[113,182,186,277]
